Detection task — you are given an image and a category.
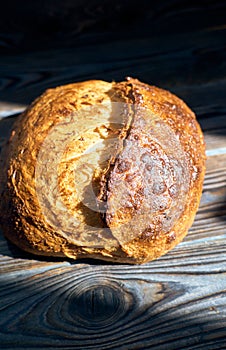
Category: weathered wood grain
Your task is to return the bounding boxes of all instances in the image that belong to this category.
[0,1,226,349]
[0,263,226,350]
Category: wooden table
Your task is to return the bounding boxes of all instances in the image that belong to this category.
[0,2,226,349]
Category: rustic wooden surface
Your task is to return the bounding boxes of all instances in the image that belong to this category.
[0,1,226,349]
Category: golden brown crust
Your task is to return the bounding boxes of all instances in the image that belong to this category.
[0,78,206,264]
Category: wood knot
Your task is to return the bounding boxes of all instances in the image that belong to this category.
[67,277,132,329]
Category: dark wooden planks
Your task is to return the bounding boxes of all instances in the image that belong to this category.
[0,263,226,350]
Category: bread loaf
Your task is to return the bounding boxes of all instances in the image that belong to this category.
[0,78,206,264]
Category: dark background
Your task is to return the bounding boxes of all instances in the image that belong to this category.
[0,0,226,108]
[0,0,226,53]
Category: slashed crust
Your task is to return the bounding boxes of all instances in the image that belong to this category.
[0,78,206,264]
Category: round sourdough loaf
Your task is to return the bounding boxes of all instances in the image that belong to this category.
[0,78,206,264]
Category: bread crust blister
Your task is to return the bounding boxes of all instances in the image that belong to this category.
[0,78,206,264]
